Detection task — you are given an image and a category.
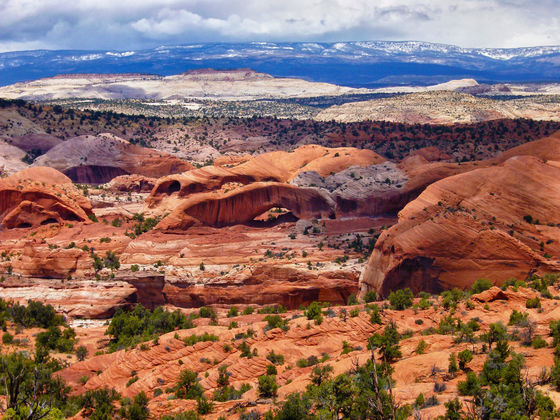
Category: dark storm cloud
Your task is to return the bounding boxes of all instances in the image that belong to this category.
[0,0,558,52]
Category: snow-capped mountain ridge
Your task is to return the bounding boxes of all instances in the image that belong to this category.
[1,41,560,88]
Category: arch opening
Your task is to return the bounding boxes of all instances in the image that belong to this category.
[40,218,58,225]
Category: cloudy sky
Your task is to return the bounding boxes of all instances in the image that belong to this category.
[1,0,559,52]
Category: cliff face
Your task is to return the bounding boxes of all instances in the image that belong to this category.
[360,154,560,296]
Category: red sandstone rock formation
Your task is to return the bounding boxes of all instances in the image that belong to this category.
[0,166,93,229]
[360,149,560,296]
[147,145,384,230]
[147,145,383,208]
[55,286,560,419]
[0,277,137,318]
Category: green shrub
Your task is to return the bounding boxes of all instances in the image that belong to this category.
[363,290,378,303]
[305,302,323,325]
[415,340,428,355]
[36,326,76,353]
[198,307,216,318]
[242,307,254,315]
[105,305,194,352]
[257,375,278,398]
[175,369,204,399]
[368,323,401,363]
[551,320,560,347]
[183,333,219,346]
[368,304,382,324]
[509,310,529,326]
[266,350,285,365]
[309,364,333,387]
[448,352,458,374]
[196,396,213,415]
[126,376,138,387]
[470,278,493,294]
[526,297,541,309]
[296,355,322,368]
[458,349,473,371]
[347,294,359,305]
[257,305,287,314]
[388,288,413,310]
[457,371,479,396]
[2,332,13,344]
[119,391,149,419]
[9,300,64,328]
[441,288,464,309]
[532,336,547,349]
[264,315,289,331]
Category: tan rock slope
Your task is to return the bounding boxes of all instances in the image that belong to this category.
[33,133,192,183]
[0,166,93,229]
[0,140,28,176]
[360,131,560,296]
[315,91,560,124]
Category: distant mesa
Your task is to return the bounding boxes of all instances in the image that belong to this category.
[0,69,360,101]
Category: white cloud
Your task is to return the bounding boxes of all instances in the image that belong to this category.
[0,0,558,51]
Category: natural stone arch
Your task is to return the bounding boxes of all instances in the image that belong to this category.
[182,183,335,228]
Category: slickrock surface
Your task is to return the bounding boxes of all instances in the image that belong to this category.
[0,277,137,318]
[0,140,28,175]
[55,286,560,419]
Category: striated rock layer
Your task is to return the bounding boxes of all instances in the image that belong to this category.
[54,286,560,419]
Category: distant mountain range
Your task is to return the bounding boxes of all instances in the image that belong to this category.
[2,41,560,88]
